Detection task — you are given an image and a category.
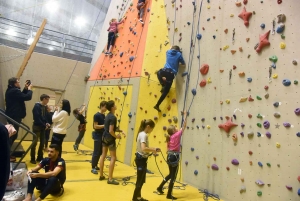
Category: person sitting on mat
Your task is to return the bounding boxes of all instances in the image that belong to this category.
[23,144,65,201]
[72,104,87,151]
[156,111,187,200]
[105,17,125,56]
[154,45,185,112]
[132,119,161,201]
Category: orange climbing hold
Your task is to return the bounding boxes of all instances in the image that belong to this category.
[200,80,207,87]
[200,64,209,75]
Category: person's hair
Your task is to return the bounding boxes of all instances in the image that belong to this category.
[136,119,155,141]
[61,99,71,115]
[100,101,107,108]
[40,94,50,101]
[110,18,116,23]
[106,100,115,112]
[73,108,80,119]
[166,125,176,142]
[49,144,60,153]
[171,45,180,51]
[8,77,18,87]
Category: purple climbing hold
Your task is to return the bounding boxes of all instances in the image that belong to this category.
[255,180,265,186]
[185,161,188,165]
[298,188,300,196]
[192,89,197,96]
[202,125,205,129]
[297,132,300,137]
[129,56,135,62]
[231,159,239,165]
[220,117,223,120]
[192,118,195,122]
[201,118,205,122]
[263,121,270,129]
[286,185,293,190]
[211,164,219,170]
[266,131,271,138]
[294,108,300,115]
[241,123,245,128]
[283,122,291,127]
[196,156,199,159]
[163,126,167,130]
[168,119,172,123]
[240,132,244,137]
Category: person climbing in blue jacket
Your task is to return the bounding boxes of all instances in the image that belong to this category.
[154,45,185,112]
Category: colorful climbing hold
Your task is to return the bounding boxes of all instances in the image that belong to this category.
[247,77,252,82]
[274,112,281,118]
[200,64,209,75]
[276,142,281,148]
[273,102,279,107]
[256,96,262,100]
[256,180,264,185]
[200,80,207,87]
[282,79,291,86]
[248,131,254,138]
[191,147,195,151]
[280,42,286,49]
[194,170,198,175]
[255,30,271,53]
[269,55,278,63]
[123,91,127,96]
[238,7,252,26]
[211,164,219,170]
[263,121,270,129]
[257,123,262,128]
[218,117,238,133]
[128,112,132,118]
[276,24,285,33]
[283,122,291,127]
[260,23,265,29]
[196,34,202,40]
[191,89,196,96]
[257,191,262,196]
[231,159,239,165]
[266,132,271,138]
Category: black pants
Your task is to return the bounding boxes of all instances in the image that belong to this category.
[8,117,22,147]
[27,173,61,199]
[158,154,179,196]
[132,156,148,200]
[107,32,115,50]
[51,133,66,158]
[155,69,175,107]
[44,129,51,148]
[91,131,103,168]
[31,125,45,161]
[0,123,10,199]
[75,130,85,145]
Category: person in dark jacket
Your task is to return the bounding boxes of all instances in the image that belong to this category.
[30,94,50,164]
[5,77,33,146]
[154,46,185,112]
[45,105,54,150]
[0,122,10,200]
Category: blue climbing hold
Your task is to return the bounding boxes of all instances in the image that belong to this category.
[147,8,150,12]
[271,63,276,69]
[282,79,291,86]
[258,162,263,167]
[182,72,188,77]
[196,34,202,40]
[133,32,137,35]
[120,52,124,57]
[296,132,300,137]
[247,77,252,82]
[191,147,195,151]
[298,188,300,196]
[187,22,191,25]
[129,27,133,31]
[123,91,127,96]
[194,170,198,175]
[207,18,210,21]
[273,102,279,107]
[276,25,285,33]
[213,35,216,39]
[196,125,200,129]
[191,89,196,96]
[129,56,135,62]
[128,112,132,118]
[260,23,265,29]
[257,132,261,137]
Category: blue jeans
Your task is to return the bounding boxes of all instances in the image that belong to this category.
[91,131,103,168]
[31,125,45,161]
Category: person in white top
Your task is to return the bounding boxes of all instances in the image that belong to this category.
[51,99,70,157]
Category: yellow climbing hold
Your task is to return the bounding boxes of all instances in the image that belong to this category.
[207,164,210,168]
[208,141,211,144]
[207,77,212,83]
[230,14,234,17]
[223,45,229,51]
[207,125,211,129]
[280,42,286,49]
[225,99,230,104]
[276,142,281,148]
[239,97,247,102]
[272,74,278,79]
[174,28,178,32]
[160,5,164,8]
[207,5,211,9]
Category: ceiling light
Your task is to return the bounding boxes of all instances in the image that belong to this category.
[46,1,59,12]
[49,47,54,51]
[27,37,34,45]
[6,29,17,36]
[75,16,86,27]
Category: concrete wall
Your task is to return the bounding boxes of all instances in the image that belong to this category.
[0,45,90,142]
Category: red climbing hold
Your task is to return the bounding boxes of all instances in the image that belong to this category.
[200,80,207,87]
[255,30,271,53]
[200,64,209,75]
[249,151,253,155]
[248,114,252,118]
[218,117,238,133]
[238,7,252,26]
[172,98,176,103]
[243,0,248,5]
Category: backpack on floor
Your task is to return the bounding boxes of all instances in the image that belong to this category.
[6,165,27,191]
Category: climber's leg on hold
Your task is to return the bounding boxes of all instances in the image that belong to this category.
[105,32,115,55]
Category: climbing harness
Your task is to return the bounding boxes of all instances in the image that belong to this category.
[198,188,220,201]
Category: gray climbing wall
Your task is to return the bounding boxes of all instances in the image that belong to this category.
[163,0,300,200]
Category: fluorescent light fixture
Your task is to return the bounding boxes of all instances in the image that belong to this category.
[49,47,54,51]
[6,29,17,36]
[46,1,59,12]
[75,16,86,27]
[27,37,34,45]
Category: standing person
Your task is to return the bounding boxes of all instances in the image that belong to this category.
[99,100,125,185]
[51,100,70,157]
[91,101,107,174]
[156,112,187,200]
[137,0,146,24]
[0,122,10,200]
[154,46,185,112]
[132,119,161,201]
[30,94,50,164]
[5,77,33,161]
[44,105,54,150]
[23,144,65,201]
[72,104,87,151]
[104,17,125,56]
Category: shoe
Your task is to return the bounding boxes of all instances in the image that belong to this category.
[139,19,144,24]
[73,144,78,151]
[107,179,119,185]
[58,187,64,196]
[104,52,109,55]
[153,105,161,112]
[108,52,113,56]
[91,168,98,174]
[132,198,149,201]
[95,166,100,170]
[146,169,154,174]
[30,160,36,164]
[4,191,25,201]
[99,176,105,180]
[167,195,177,200]
[157,187,164,194]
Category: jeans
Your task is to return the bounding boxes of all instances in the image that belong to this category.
[51,133,66,158]
[27,173,61,199]
[155,69,175,107]
[132,157,148,200]
[91,131,103,168]
[139,7,145,18]
[30,125,45,161]
[75,130,85,145]
[107,32,115,50]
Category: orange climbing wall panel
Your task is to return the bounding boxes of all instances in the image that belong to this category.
[89,0,152,81]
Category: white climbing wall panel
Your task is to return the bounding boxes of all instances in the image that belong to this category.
[165,0,300,200]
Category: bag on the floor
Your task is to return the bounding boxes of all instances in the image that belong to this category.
[6,167,27,191]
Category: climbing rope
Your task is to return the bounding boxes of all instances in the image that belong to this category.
[198,189,220,201]
[172,0,177,45]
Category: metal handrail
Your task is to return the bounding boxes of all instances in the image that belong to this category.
[0,109,37,170]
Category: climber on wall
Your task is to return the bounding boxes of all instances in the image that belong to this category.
[154,45,185,112]
[105,17,125,56]
[137,0,147,24]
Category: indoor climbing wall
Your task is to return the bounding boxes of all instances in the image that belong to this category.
[163,0,300,200]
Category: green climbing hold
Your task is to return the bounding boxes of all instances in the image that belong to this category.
[294,80,298,84]
[257,114,263,119]
[257,191,262,196]
[267,163,271,167]
[269,55,278,63]
[281,34,285,39]
[130,3,133,6]
[256,96,262,100]
[257,123,262,128]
